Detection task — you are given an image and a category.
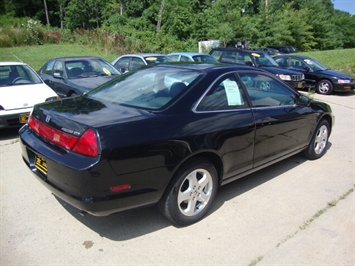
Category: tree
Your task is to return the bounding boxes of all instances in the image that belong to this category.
[332,10,355,48]
[43,0,50,26]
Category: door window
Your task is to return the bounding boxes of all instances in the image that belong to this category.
[42,60,55,75]
[180,55,191,62]
[239,73,296,107]
[130,57,145,71]
[114,57,130,72]
[53,61,64,77]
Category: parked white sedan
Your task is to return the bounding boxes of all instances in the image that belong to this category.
[0,62,59,129]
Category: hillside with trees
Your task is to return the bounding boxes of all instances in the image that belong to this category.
[1,0,354,53]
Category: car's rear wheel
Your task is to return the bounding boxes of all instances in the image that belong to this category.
[159,158,218,226]
[303,120,330,160]
[317,79,333,95]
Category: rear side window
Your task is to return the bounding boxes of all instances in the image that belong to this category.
[197,74,248,111]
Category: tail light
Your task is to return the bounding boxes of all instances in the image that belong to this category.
[28,115,99,157]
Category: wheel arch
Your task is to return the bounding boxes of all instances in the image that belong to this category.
[67,90,77,97]
[317,78,333,85]
[167,151,224,191]
[320,114,333,135]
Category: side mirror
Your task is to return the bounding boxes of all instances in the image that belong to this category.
[304,66,311,72]
[53,71,63,79]
[298,94,311,106]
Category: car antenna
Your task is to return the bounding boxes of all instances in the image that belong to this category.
[10,52,23,62]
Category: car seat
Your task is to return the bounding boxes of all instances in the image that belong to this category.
[294,61,301,68]
[170,82,187,97]
[9,68,20,83]
[68,67,83,78]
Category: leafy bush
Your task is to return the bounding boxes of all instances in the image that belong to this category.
[22,19,44,45]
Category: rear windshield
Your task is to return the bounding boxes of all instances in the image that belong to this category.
[86,66,203,109]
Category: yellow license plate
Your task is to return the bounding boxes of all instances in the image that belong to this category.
[19,113,30,124]
[35,155,47,175]
[297,83,303,89]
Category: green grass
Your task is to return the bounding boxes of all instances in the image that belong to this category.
[297,49,355,76]
[0,44,118,71]
[0,44,354,76]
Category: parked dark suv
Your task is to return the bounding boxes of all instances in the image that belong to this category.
[209,48,305,90]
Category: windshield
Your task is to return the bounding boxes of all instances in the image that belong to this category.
[65,59,120,79]
[0,64,43,86]
[86,66,203,110]
[251,52,279,67]
[303,58,327,71]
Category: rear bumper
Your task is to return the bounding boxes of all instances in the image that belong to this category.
[0,108,32,128]
[22,160,160,216]
[286,80,305,90]
[19,125,165,216]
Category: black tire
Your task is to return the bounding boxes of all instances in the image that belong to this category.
[303,120,330,160]
[316,79,333,95]
[159,158,218,226]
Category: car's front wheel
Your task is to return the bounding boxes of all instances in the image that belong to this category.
[303,120,330,160]
[317,79,333,95]
[159,158,218,226]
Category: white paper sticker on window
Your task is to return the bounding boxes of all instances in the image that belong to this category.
[224,80,242,105]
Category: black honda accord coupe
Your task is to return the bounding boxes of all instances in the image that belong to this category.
[19,63,334,226]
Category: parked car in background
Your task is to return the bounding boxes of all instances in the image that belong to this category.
[254,47,282,56]
[0,62,59,129]
[38,56,120,98]
[267,45,297,54]
[112,53,176,73]
[209,48,305,90]
[20,63,333,226]
[168,52,219,63]
[274,55,355,95]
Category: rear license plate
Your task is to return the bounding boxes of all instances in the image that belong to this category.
[35,155,47,175]
[19,113,29,124]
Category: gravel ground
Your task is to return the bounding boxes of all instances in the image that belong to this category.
[0,92,354,266]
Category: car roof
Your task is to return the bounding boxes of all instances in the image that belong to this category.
[210,47,267,55]
[48,56,105,61]
[119,53,168,57]
[275,55,310,60]
[0,61,27,66]
[153,62,260,72]
[169,52,211,56]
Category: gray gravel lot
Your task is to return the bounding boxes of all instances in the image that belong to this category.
[1,92,354,266]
